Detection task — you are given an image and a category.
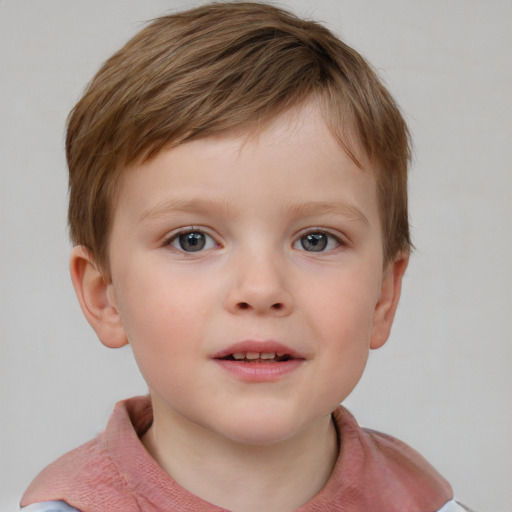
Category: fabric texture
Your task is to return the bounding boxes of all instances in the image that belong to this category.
[21,499,473,512]
[21,396,454,512]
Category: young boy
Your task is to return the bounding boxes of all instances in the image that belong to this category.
[21,2,471,511]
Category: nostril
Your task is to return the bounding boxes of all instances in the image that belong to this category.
[234,301,287,313]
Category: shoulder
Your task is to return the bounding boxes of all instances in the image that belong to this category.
[20,501,81,512]
[329,406,453,511]
[21,397,151,511]
[20,433,135,511]
[357,425,453,496]
[21,436,113,502]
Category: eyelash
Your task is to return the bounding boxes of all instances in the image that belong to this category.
[293,230,344,253]
[163,227,345,254]
[164,228,218,253]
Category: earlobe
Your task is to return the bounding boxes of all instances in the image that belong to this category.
[370,252,409,350]
[69,246,128,349]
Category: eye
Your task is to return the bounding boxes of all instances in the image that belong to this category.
[294,231,341,252]
[167,229,217,252]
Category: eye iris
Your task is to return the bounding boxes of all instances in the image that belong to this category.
[179,232,206,252]
[301,233,327,252]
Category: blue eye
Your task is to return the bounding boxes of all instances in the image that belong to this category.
[169,230,216,252]
[295,232,341,252]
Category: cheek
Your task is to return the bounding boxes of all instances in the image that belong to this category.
[314,302,372,405]
[119,285,204,397]
[114,269,208,358]
[307,273,379,341]
[303,269,379,390]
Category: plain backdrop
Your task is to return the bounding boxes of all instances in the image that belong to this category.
[1,1,511,510]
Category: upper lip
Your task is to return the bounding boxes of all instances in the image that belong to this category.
[212,340,306,360]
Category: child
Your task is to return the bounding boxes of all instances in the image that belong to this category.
[21,2,472,511]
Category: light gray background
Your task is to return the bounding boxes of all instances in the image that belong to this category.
[1,1,511,510]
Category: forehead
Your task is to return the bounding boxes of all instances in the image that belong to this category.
[113,101,379,228]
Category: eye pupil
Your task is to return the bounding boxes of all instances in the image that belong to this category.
[301,233,328,252]
[179,232,206,252]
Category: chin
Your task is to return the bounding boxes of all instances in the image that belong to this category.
[210,411,309,446]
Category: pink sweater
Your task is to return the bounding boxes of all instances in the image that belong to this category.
[22,396,453,511]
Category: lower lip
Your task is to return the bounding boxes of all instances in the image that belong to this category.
[213,359,304,382]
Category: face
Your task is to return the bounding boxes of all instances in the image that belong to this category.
[103,102,401,445]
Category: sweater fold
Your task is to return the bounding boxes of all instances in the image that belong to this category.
[22,396,453,512]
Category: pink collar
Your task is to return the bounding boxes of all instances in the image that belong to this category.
[22,396,452,511]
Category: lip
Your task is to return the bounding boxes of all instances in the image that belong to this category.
[212,340,306,383]
[212,340,306,360]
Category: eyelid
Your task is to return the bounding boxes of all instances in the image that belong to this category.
[292,228,346,251]
[163,226,219,251]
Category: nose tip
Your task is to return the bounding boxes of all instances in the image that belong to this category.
[224,258,294,317]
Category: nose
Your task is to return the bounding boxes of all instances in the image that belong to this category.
[224,251,294,317]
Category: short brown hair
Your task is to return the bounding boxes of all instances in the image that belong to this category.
[67,1,411,273]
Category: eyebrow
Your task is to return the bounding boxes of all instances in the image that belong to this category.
[139,197,369,226]
[283,201,370,226]
[139,197,238,222]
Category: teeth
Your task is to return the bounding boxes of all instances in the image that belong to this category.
[231,352,278,360]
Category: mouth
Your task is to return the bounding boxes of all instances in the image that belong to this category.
[212,341,305,381]
[212,340,304,362]
[218,352,294,363]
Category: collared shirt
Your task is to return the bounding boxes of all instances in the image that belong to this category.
[21,397,472,512]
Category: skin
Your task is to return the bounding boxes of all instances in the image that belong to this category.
[70,100,408,511]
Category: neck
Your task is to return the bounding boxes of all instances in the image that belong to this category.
[142,399,339,512]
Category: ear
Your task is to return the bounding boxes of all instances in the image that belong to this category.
[370,252,409,350]
[69,246,128,349]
